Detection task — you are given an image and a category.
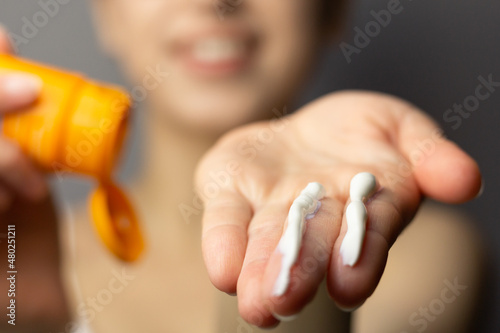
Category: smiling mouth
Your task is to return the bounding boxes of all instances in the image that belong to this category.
[171,27,257,78]
[192,37,246,64]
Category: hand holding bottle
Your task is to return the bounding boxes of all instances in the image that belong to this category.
[0,25,47,210]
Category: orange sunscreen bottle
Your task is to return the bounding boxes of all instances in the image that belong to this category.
[0,54,144,262]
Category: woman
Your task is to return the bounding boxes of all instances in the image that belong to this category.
[0,1,483,332]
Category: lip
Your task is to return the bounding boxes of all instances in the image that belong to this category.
[168,25,258,78]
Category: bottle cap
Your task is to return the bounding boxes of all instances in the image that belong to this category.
[65,83,131,179]
[90,182,145,261]
[0,54,145,261]
[70,85,145,261]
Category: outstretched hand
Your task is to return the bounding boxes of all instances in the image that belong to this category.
[195,91,481,327]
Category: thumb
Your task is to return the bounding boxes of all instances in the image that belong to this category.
[397,108,481,203]
[0,73,43,114]
[0,25,42,114]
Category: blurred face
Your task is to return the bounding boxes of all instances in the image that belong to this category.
[93,0,332,134]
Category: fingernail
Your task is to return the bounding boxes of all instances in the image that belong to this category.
[475,178,484,199]
[2,74,43,99]
[272,312,298,322]
[336,301,363,313]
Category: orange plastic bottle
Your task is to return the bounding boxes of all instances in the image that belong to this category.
[0,54,144,262]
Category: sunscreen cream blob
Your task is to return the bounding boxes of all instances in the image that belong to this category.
[340,172,377,267]
[273,182,325,297]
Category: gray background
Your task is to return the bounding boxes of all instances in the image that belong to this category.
[1,0,499,332]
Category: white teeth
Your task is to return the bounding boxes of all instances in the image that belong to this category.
[192,38,245,63]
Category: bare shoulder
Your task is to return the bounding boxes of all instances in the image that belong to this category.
[353,201,485,333]
[387,200,486,293]
[396,201,485,257]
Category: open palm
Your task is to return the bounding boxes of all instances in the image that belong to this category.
[196,91,481,327]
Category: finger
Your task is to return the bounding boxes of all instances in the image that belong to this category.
[0,25,42,113]
[397,109,481,203]
[201,189,252,294]
[236,202,288,327]
[0,139,48,201]
[259,197,343,319]
[0,73,43,113]
[414,140,481,203]
[0,24,13,53]
[328,174,420,310]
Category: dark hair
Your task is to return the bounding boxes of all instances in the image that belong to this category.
[319,0,349,36]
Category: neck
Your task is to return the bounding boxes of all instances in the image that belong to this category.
[130,111,219,227]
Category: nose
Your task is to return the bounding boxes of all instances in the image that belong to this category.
[194,0,244,20]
